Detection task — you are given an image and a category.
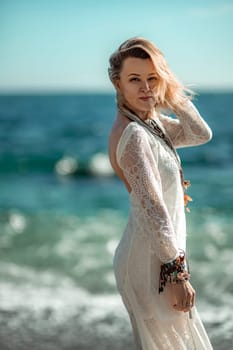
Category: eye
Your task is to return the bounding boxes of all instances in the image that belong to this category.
[148,76,158,81]
[129,77,140,82]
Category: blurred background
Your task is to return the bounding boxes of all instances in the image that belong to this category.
[0,1,232,349]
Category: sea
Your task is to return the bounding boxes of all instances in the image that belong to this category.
[0,92,232,350]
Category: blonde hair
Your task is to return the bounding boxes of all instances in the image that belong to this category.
[108,37,194,111]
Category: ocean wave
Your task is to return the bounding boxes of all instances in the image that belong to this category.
[0,151,229,177]
[0,268,231,349]
[0,208,232,291]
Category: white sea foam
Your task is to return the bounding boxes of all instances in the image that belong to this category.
[9,211,27,234]
[197,300,233,341]
[55,156,79,175]
[0,266,232,344]
[0,265,126,326]
[106,239,119,256]
[89,153,114,176]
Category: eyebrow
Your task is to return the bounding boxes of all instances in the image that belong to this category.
[128,72,157,77]
[128,73,140,76]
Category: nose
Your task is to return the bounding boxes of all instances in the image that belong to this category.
[140,80,150,92]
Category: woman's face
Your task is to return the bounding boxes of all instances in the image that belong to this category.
[116,57,159,119]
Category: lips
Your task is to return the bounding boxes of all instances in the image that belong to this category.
[139,96,152,101]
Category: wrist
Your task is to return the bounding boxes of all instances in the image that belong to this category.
[159,249,191,293]
[168,271,190,284]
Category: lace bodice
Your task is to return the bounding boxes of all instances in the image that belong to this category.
[116,101,212,264]
[117,123,181,264]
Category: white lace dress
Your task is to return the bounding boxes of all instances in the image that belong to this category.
[113,101,213,349]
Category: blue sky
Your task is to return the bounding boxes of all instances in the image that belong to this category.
[0,0,232,92]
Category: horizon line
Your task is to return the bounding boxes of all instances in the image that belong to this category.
[0,87,233,95]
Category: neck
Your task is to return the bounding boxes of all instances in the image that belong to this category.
[119,102,154,121]
[117,93,156,121]
[137,110,153,121]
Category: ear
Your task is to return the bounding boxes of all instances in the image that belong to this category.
[114,79,121,93]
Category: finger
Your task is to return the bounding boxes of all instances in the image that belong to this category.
[185,285,195,304]
[187,287,195,308]
[184,291,195,312]
[183,304,192,313]
[191,289,196,307]
[182,295,193,312]
[182,298,189,308]
[182,305,191,313]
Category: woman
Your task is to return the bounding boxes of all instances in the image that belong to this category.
[108,37,213,349]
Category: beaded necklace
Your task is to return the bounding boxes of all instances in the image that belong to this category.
[118,105,192,212]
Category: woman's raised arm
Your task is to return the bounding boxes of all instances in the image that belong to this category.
[158,100,213,148]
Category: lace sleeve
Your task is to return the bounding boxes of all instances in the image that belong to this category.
[158,100,213,149]
[117,123,179,264]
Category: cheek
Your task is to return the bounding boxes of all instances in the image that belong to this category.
[121,84,138,101]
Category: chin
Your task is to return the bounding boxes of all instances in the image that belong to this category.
[137,105,154,114]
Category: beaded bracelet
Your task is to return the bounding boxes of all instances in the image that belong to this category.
[159,250,190,293]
